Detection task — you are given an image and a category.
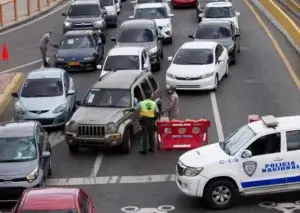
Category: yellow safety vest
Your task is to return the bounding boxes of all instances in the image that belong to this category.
[140,99,156,118]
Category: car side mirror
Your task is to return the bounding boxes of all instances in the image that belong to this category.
[168,13,174,17]
[42,151,51,158]
[143,63,149,70]
[62,12,66,16]
[76,99,81,106]
[241,150,252,158]
[97,64,102,70]
[11,92,19,98]
[128,16,134,19]
[188,35,194,39]
[67,89,75,96]
[167,56,173,61]
[236,11,240,16]
[111,37,116,42]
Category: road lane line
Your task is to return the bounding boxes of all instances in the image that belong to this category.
[46,174,176,186]
[244,0,300,90]
[210,92,224,141]
[89,153,104,178]
[1,57,50,73]
[0,3,69,36]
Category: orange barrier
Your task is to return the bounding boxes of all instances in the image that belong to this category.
[0,0,57,26]
[1,43,9,60]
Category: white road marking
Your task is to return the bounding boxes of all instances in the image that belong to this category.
[2,57,49,73]
[89,153,104,179]
[210,92,224,141]
[46,174,176,186]
[0,3,69,36]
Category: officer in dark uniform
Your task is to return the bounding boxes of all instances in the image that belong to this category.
[135,90,159,155]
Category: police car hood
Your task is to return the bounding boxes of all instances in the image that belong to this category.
[179,143,228,167]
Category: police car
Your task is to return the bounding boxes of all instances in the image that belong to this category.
[176,115,300,209]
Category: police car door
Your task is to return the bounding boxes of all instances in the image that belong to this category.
[238,132,286,194]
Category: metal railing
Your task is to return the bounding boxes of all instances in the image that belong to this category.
[0,0,57,26]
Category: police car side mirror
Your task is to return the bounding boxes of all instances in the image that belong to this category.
[241,150,252,158]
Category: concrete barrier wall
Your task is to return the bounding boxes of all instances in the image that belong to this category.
[259,0,300,47]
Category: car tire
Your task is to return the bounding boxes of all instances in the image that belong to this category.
[160,49,164,59]
[68,144,79,153]
[213,75,218,91]
[155,62,161,71]
[204,179,237,210]
[231,51,236,65]
[120,129,131,154]
[224,63,229,77]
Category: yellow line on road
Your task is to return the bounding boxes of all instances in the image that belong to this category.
[243,0,300,91]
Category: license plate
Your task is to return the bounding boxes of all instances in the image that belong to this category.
[68,62,80,66]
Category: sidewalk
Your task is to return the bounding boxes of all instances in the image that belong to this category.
[0,0,65,31]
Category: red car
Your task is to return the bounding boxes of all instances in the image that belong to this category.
[12,187,95,213]
[172,0,197,8]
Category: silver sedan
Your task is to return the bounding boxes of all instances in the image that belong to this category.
[12,68,77,128]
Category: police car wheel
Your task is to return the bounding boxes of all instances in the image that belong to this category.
[204,179,237,209]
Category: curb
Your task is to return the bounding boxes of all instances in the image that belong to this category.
[0,0,67,33]
[287,0,300,12]
[0,72,25,116]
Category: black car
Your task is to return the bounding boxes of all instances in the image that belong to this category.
[55,30,104,71]
[62,0,108,43]
[196,0,231,22]
[0,121,52,201]
[188,20,240,64]
[111,20,164,71]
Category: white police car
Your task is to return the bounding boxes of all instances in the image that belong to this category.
[176,115,300,209]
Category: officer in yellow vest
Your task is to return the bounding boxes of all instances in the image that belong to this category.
[135,90,159,155]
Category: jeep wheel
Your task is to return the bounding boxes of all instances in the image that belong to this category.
[120,129,131,154]
[204,179,237,210]
[68,144,79,153]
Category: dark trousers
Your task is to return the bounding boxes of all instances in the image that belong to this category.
[140,117,155,153]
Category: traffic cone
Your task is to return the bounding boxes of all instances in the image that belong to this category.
[1,43,9,60]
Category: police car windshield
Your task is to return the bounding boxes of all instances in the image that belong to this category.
[21,78,63,97]
[195,24,232,39]
[222,124,256,155]
[60,35,95,49]
[83,88,132,108]
[0,137,37,162]
[136,7,168,19]
[104,55,140,70]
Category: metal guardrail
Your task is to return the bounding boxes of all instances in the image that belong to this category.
[0,0,57,26]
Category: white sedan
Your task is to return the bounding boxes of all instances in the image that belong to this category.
[166,41,229,91]
[131,0,171,14]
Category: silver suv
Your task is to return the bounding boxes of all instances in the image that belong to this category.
[65,70,161,153]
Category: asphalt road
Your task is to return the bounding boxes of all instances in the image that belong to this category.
[0,0,300,212]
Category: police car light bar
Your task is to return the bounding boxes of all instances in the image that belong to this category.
[261,115,278,128]
[248,115,260,123]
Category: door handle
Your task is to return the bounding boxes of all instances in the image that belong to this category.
[274,158,283,161]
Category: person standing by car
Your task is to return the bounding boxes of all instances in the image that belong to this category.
[135,90,159,155]
[39,30,58,67]
[164,85,179,120]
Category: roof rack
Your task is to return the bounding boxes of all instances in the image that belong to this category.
[261,115,278,128]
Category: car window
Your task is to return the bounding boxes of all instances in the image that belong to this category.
[0,136,37,162]
[134,85,143,103]
[118,28,155,43]
[104,55,140,70]
[21,78,63,97]
[83,88,131,108]
[135,7,168,19]
[173,48,214,65]
[246,133,281,157]
[67,4,100,17]
[204,6,234,18]
[286,130,300,151]
[195,24,232,39]
[141,80,152,95]
[60,35,95,49]
[101,0,114,6]
[148,75,158,91]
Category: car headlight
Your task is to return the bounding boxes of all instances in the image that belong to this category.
[201,72,214,79]
[56,57,64,61]
[53,104,66,113]
[107,122,117,132]
[84,56,95,61]
[26,166,39,183]
[64,22,72,27]
[184,166,203,176]
[94,20,104,27]
[167,72,175,79]
[149,46,158,54]
[15,104,26,115]
[69,121,77,132]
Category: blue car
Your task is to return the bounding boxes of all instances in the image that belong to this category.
[55,30,104,71]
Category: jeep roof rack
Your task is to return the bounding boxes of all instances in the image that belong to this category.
[261,115,278,128]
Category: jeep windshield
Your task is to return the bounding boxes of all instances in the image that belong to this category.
[219,124,256,156]
[83,88,132,108]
